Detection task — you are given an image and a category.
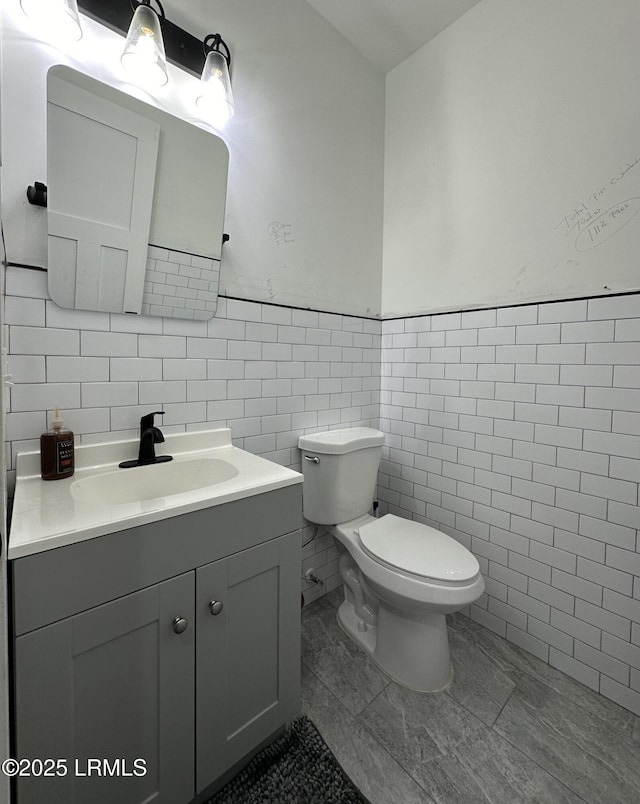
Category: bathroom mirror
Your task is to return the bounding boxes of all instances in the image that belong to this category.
[46,66,229,320]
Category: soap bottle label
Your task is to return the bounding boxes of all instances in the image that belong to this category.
[56,439,74,476]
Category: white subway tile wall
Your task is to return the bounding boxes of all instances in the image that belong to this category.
[141,246,221,320]
[379,294,640,716]
[4,266,382,605]
[5,265,640,714]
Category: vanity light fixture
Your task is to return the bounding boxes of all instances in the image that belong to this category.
[76,0,235,121]
[196,34,235,122]
[20,0,83,42]
[120,0,168,87]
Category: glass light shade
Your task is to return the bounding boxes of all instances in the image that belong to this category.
[20,0,83,41]
[121,4,168,87]
[196,50,235,123]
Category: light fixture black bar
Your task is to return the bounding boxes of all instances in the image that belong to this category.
[77,0,206,78]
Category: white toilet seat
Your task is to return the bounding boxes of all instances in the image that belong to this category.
[358,514,480,586]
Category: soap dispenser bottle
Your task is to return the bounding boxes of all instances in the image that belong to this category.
[40,407,75,480]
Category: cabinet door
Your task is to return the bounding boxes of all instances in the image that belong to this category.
[196,532,301,792]
[14,573,194,804]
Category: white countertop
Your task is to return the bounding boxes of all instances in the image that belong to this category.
[9,428,302,559]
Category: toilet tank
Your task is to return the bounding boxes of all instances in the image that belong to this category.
[298,428,385,525]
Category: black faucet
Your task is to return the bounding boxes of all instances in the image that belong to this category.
[119,411,173,468]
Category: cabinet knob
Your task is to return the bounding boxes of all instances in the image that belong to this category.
[172,616,188,634]
[208,600,224,616]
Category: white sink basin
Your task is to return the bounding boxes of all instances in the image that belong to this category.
[10,427,303,559]
[71,457,239,505]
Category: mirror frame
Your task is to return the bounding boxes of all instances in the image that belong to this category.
[46,66,229,321]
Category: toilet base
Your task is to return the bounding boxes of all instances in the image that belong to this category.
[337,597,453,693]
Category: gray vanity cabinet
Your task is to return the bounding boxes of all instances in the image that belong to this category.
[196,532,301,793]
[11,485,302,804]
[14,572,195,804]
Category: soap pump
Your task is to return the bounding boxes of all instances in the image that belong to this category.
[40,407,75,480]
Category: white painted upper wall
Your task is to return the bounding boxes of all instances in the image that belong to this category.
[1,0,385,318]
[381,0,640,318]
[303,0,483,73]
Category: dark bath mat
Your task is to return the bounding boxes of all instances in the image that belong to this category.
[206,715,371,804]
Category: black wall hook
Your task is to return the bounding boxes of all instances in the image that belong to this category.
[27,182,47,207]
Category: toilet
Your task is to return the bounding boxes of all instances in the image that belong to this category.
[298,427,485,692]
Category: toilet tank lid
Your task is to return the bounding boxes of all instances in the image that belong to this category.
[298,427,384,454]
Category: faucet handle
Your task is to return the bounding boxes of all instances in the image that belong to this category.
[119,411,172,468]
[140,410,166,431]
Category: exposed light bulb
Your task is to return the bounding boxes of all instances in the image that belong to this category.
[121,5,168,87]
[196,50,235,125]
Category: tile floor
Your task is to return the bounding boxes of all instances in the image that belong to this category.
[301,589,640,804]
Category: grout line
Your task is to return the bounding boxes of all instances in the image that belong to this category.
[9,261,640,322]
[300,657,435,802]
[491,725,592,804]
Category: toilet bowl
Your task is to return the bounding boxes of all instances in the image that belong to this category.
[298,427,485,692]
[330,512,484,691]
